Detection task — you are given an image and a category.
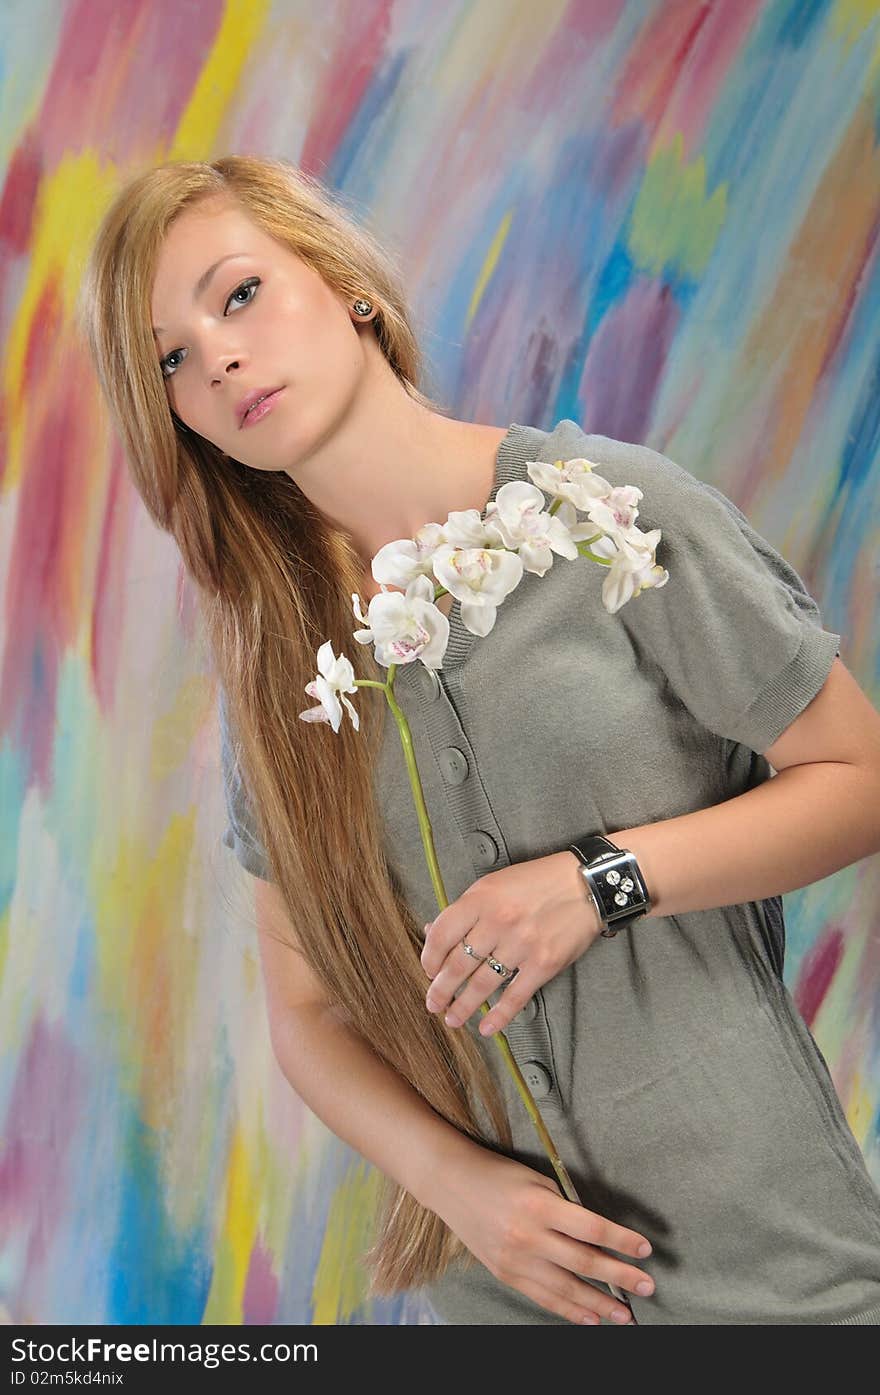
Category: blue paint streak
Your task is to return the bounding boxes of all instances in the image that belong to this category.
[327,51,410,195]
[105,1112,214,1324]
[773,0,835,50]
[587,240,635,341]
[0,741,25,917]
[68,913,94,1006]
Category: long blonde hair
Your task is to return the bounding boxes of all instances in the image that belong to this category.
[76,155,513,1295]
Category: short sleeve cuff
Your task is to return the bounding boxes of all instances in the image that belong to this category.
[735,624,841,755]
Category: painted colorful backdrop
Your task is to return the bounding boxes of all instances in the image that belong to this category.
[1,0,880,1326]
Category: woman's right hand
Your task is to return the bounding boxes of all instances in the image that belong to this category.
[432,1147,655,1325]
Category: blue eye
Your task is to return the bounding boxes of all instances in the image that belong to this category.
[160,277,260,379]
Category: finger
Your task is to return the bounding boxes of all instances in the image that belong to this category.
[529,1256,637,1324]
[551,1199,654,1263]
[420,906,479,979]
[444,961,528,1028]
[425,940,486,1015]
[514,1275,602,1325]
[541,1230,655,1301]
[475,968,537,1036]
[514,1267,634,1326]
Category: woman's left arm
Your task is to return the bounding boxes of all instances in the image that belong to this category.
[422,657,880,1037]
[607,656,880,918]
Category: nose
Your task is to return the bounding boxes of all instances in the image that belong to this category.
[212,354,242,385]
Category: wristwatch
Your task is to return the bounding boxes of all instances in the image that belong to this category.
[568,833,652,938]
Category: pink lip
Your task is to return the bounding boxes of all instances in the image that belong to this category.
[239,387,285,428]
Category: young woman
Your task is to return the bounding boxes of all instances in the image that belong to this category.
[78,154,880,1326]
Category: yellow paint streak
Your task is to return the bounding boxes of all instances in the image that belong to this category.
[466,209,514,328]
[2,153,120,494]
[845,1068,875,1150]
[432,0,569,99]
[0,902,9,1013]
[149,677,213,783]
[169,0,272,161]
[628,132,728,279]
[253,1094,312,1251]
[90,801,197,1121]
[830,0,880,88]
[203,1123,262,1323]
[311,1160,383,1324]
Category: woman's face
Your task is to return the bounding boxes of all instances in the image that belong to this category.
[150,195,371,471]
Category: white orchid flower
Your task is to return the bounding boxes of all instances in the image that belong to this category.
[304,455,666,716]
[430,543,525,638]
[526,457,617,512]
[592,527,669,614]
[351,574,451,668]
[553,484,644,541]
[553,498,607,543]
[439,508,498,548]
[551,492,666,613]
[298,641,360,732]
[371,521,449,588]
[582,484,645,536]
[481,480,580,574]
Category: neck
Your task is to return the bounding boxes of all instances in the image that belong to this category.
[281,342,507,575]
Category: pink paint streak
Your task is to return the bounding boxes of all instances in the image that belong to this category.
[0,1016,84,1283]
[612,0,763,153]
[90,444,139,716]
[516,0,626,118]
[34,0,226,163]
[300,0,396,177]
[793,924,845,1030]
[242,1236,280,1325]
[0,125,42,258]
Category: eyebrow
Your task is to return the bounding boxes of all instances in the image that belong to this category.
[152,252,249,335]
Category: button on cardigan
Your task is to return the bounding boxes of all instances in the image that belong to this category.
[219,419,880,1325]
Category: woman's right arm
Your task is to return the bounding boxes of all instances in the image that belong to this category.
[252,877,654,1325]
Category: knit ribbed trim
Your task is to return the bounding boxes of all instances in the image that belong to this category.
[829,1300,880,1325]
[741,621,841,754]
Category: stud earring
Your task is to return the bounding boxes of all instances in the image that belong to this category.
[352,297,373,317]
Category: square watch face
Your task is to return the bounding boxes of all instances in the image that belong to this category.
[595,852,643,917]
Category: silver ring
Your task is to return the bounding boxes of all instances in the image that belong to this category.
[487,953,514,978]
[461,938,486,962]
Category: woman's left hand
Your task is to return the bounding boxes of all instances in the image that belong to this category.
[420,851,601,1038]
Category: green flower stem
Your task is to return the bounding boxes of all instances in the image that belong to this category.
[353,649,582,1206]
[354,523,610,1158]
[578,542,612,564]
